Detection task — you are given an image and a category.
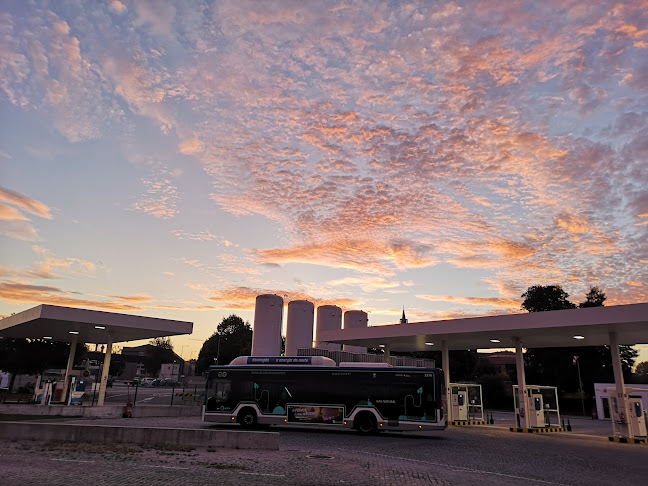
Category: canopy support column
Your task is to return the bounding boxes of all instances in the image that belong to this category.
[61,334,78,404]
[97,334,113,406]
[383,345,391,364]
[609,331,631,438]
[442,339,451,422]
[514,336,529,428]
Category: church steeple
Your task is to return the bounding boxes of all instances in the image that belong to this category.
[400,307,408,325]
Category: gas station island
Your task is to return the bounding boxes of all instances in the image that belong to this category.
[0,305,193,407]
[318,302,648,441]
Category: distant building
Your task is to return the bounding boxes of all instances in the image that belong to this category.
[85,344,185,380]
[594,383,648,420]
[479,351,516,378]
[160,362,181,380]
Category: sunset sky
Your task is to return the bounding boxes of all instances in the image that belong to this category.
[1,1,647,362]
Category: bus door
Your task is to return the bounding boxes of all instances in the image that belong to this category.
[206,370,232,412]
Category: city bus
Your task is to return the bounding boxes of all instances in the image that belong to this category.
[203,356,447,434]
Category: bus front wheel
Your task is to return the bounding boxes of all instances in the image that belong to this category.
[238,408,258,428]
[354,412,377,435]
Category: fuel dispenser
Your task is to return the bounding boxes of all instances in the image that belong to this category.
[607,387,647,439]
[629,396,647,437]
[527,388,544,428]
[452,388,468,421]
[33,376,56,405]
[450,383,484,422]
[513,385,560,428]
[67,377,87,405]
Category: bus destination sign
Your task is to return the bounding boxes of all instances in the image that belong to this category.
[246,356,313,365]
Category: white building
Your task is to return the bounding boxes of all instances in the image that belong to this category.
[160,362,181,380]
[594,383,648,420]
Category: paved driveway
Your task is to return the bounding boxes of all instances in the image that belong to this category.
[1,414,645,485]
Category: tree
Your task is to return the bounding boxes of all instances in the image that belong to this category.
[0,337,87,392]
[144,337,176,376]
[150,337,173,350]
[521,285,638,413]
[196,315,252,372]
[634,362,648,384]
[521,285,576,312]
[579,286,606,308]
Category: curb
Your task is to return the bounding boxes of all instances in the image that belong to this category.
[608,436,647,444]
[510,427,565,433]
[450,420,488,426]
[0,422,279,450]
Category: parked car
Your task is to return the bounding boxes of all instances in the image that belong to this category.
[140,378,156,387]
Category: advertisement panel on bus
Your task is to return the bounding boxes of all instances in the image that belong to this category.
[287,405,344,424]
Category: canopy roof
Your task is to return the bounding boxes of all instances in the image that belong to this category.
[0,305,193,344]
[317,303,648,351]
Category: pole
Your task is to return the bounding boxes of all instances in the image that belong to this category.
[442,340,451,422]
[216,334,221,365]
[576,358,585,417]
[61,335,78,404]
[91,364,100,405]
[514,336,529,428]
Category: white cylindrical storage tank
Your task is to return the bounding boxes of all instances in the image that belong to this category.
[342,310,368,354]
[285,300,315,355]
[315,305,342,351]
[251,294,284,356]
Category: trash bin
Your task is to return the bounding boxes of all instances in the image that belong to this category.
[122,403,132,418]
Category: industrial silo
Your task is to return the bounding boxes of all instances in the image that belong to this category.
[315,305,342,351]
[342,310,368,354]
[251,294,284,356]
[285,300,315,355]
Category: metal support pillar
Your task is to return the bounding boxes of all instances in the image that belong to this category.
[514,336,529,428]
[442,339,451,422]
[383,345,391,364]
[61,334,78,404]
[97,334,113,406]
[609,331,631,438]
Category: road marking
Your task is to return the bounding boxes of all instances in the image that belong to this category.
[50,459,93,463]
[359,451,569,486]
[142,465,190,470]
[239,472,286,478]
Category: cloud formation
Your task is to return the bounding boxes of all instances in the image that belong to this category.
[1,1,647,329]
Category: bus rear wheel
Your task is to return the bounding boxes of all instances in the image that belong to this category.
[238,407,258,428]
[354,412,377,435]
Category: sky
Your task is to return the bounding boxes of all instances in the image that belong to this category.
[1,0,647,363]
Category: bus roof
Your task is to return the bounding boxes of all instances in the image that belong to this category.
[338,362,392,367]
[227,356,337,367]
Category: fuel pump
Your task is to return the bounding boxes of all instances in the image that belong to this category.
[528,388,544,428]
[452,389,468,421]
[628,396,647,437]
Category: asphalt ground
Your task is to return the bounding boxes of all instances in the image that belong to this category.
[1,412,645,485]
